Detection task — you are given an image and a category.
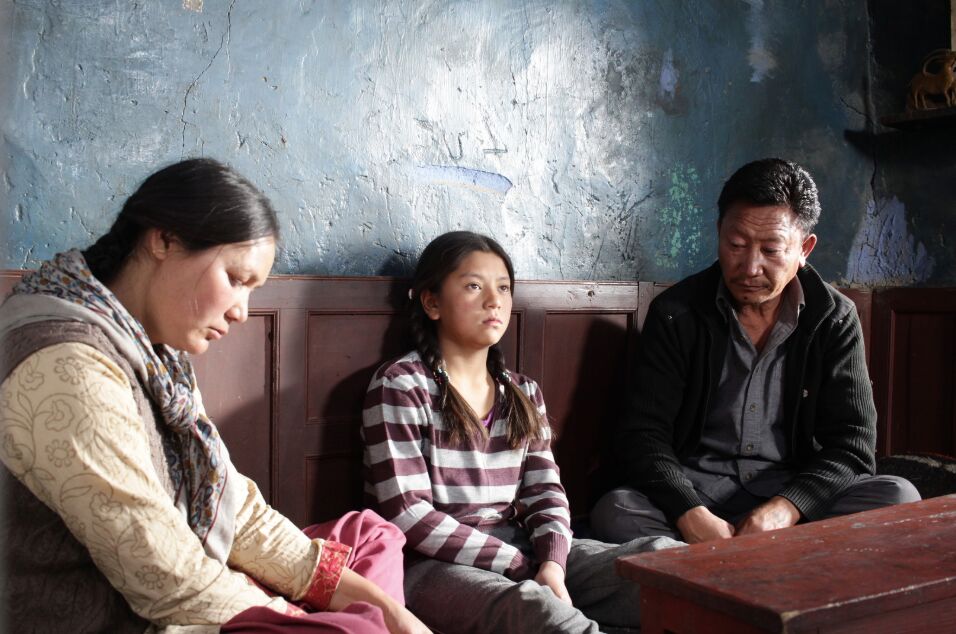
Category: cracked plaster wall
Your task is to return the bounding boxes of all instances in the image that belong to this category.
[3,0,947,285]
[848,0,955,288]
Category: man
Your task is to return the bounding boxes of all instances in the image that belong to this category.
[591,158,920,544]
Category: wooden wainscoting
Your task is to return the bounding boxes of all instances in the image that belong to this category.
[871,288,956,457]
[3,269,955,524]
[206,276,646,525]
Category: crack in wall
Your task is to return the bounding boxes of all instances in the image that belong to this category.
[180,0,235,153]
[862,5,879,205]
[70,206,94,238]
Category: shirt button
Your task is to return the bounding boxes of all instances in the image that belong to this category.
[749,403,756,412]
[744,472,754,481]
[745,443,754,453]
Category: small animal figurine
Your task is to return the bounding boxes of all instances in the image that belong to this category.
[907,48,956,111]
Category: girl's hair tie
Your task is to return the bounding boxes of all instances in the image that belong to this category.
[434,365,450,384]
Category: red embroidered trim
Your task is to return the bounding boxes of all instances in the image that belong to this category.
[301,540,352,610]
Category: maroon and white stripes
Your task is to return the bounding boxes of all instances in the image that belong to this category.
[361,351,572,577]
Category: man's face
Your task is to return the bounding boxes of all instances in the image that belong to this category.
[717,203,817,310]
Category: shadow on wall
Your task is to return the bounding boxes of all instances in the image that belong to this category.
[309,276,411,524]
[548,316,632,520]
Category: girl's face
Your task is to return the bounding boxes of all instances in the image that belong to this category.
[143,236,275,354]
[422,250,513,355]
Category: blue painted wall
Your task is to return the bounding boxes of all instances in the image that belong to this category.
[1,1,951,285]
[849,0,955,287]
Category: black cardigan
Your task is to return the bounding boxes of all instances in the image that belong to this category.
[616,262,876,521]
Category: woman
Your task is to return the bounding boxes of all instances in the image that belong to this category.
[0,159,429,634]
[361,231,682,633]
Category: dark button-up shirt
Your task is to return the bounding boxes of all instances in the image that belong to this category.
[681,277,805,505]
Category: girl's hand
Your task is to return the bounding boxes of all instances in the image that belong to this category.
[534,560,572,605]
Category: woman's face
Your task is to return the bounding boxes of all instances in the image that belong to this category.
[143,236,275,354]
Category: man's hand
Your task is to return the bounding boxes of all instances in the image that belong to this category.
[735,496,801,536]
[676,506,735,543]
[534,561,572,605]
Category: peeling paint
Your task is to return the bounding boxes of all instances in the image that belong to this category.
[846,197,934,286]
[659,48,678,101]
[1,1,944,285]
[654,165,705,272]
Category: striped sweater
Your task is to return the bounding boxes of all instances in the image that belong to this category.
[361,351,572,579]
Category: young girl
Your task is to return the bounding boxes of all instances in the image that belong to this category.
[0,159,428,634]
[361,231,681,633]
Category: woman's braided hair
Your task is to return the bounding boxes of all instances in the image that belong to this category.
[409,231,544,448]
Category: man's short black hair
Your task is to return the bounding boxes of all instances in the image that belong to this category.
[717,158,821,235]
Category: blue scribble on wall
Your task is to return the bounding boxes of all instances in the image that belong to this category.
[846,196,934,286]
[659,49,678,101]
[412,165,513,196]
[654,165,705,273]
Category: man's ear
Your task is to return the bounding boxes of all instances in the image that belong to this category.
[420,289,440,321]
[799,233,817,266]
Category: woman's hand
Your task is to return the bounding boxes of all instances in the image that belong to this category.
[329,569,431,634]
[381,601,432,634]
[534,560,572,605]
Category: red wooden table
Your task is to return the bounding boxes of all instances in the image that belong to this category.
[616,495,956,633]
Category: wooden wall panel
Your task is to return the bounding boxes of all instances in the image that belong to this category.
[6,267,956,523]
[871,288,956,457]
[541,311,634,516]
[306,454,361,526]
[302,312,401,523]
[306,313,405,424]
[192,312,276,502]
[0,272,17,298]
[896,314,955,453]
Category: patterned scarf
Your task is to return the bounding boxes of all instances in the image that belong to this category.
[13,249,229,548]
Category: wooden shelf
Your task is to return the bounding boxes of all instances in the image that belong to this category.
[881,106,956,130]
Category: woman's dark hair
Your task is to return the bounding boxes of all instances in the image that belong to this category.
[717,158,821,236]
[84,158,279,283]
[409,230,544,448]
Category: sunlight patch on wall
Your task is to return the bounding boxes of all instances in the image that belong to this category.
[846,197,934,286]
[744,0,777,82]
